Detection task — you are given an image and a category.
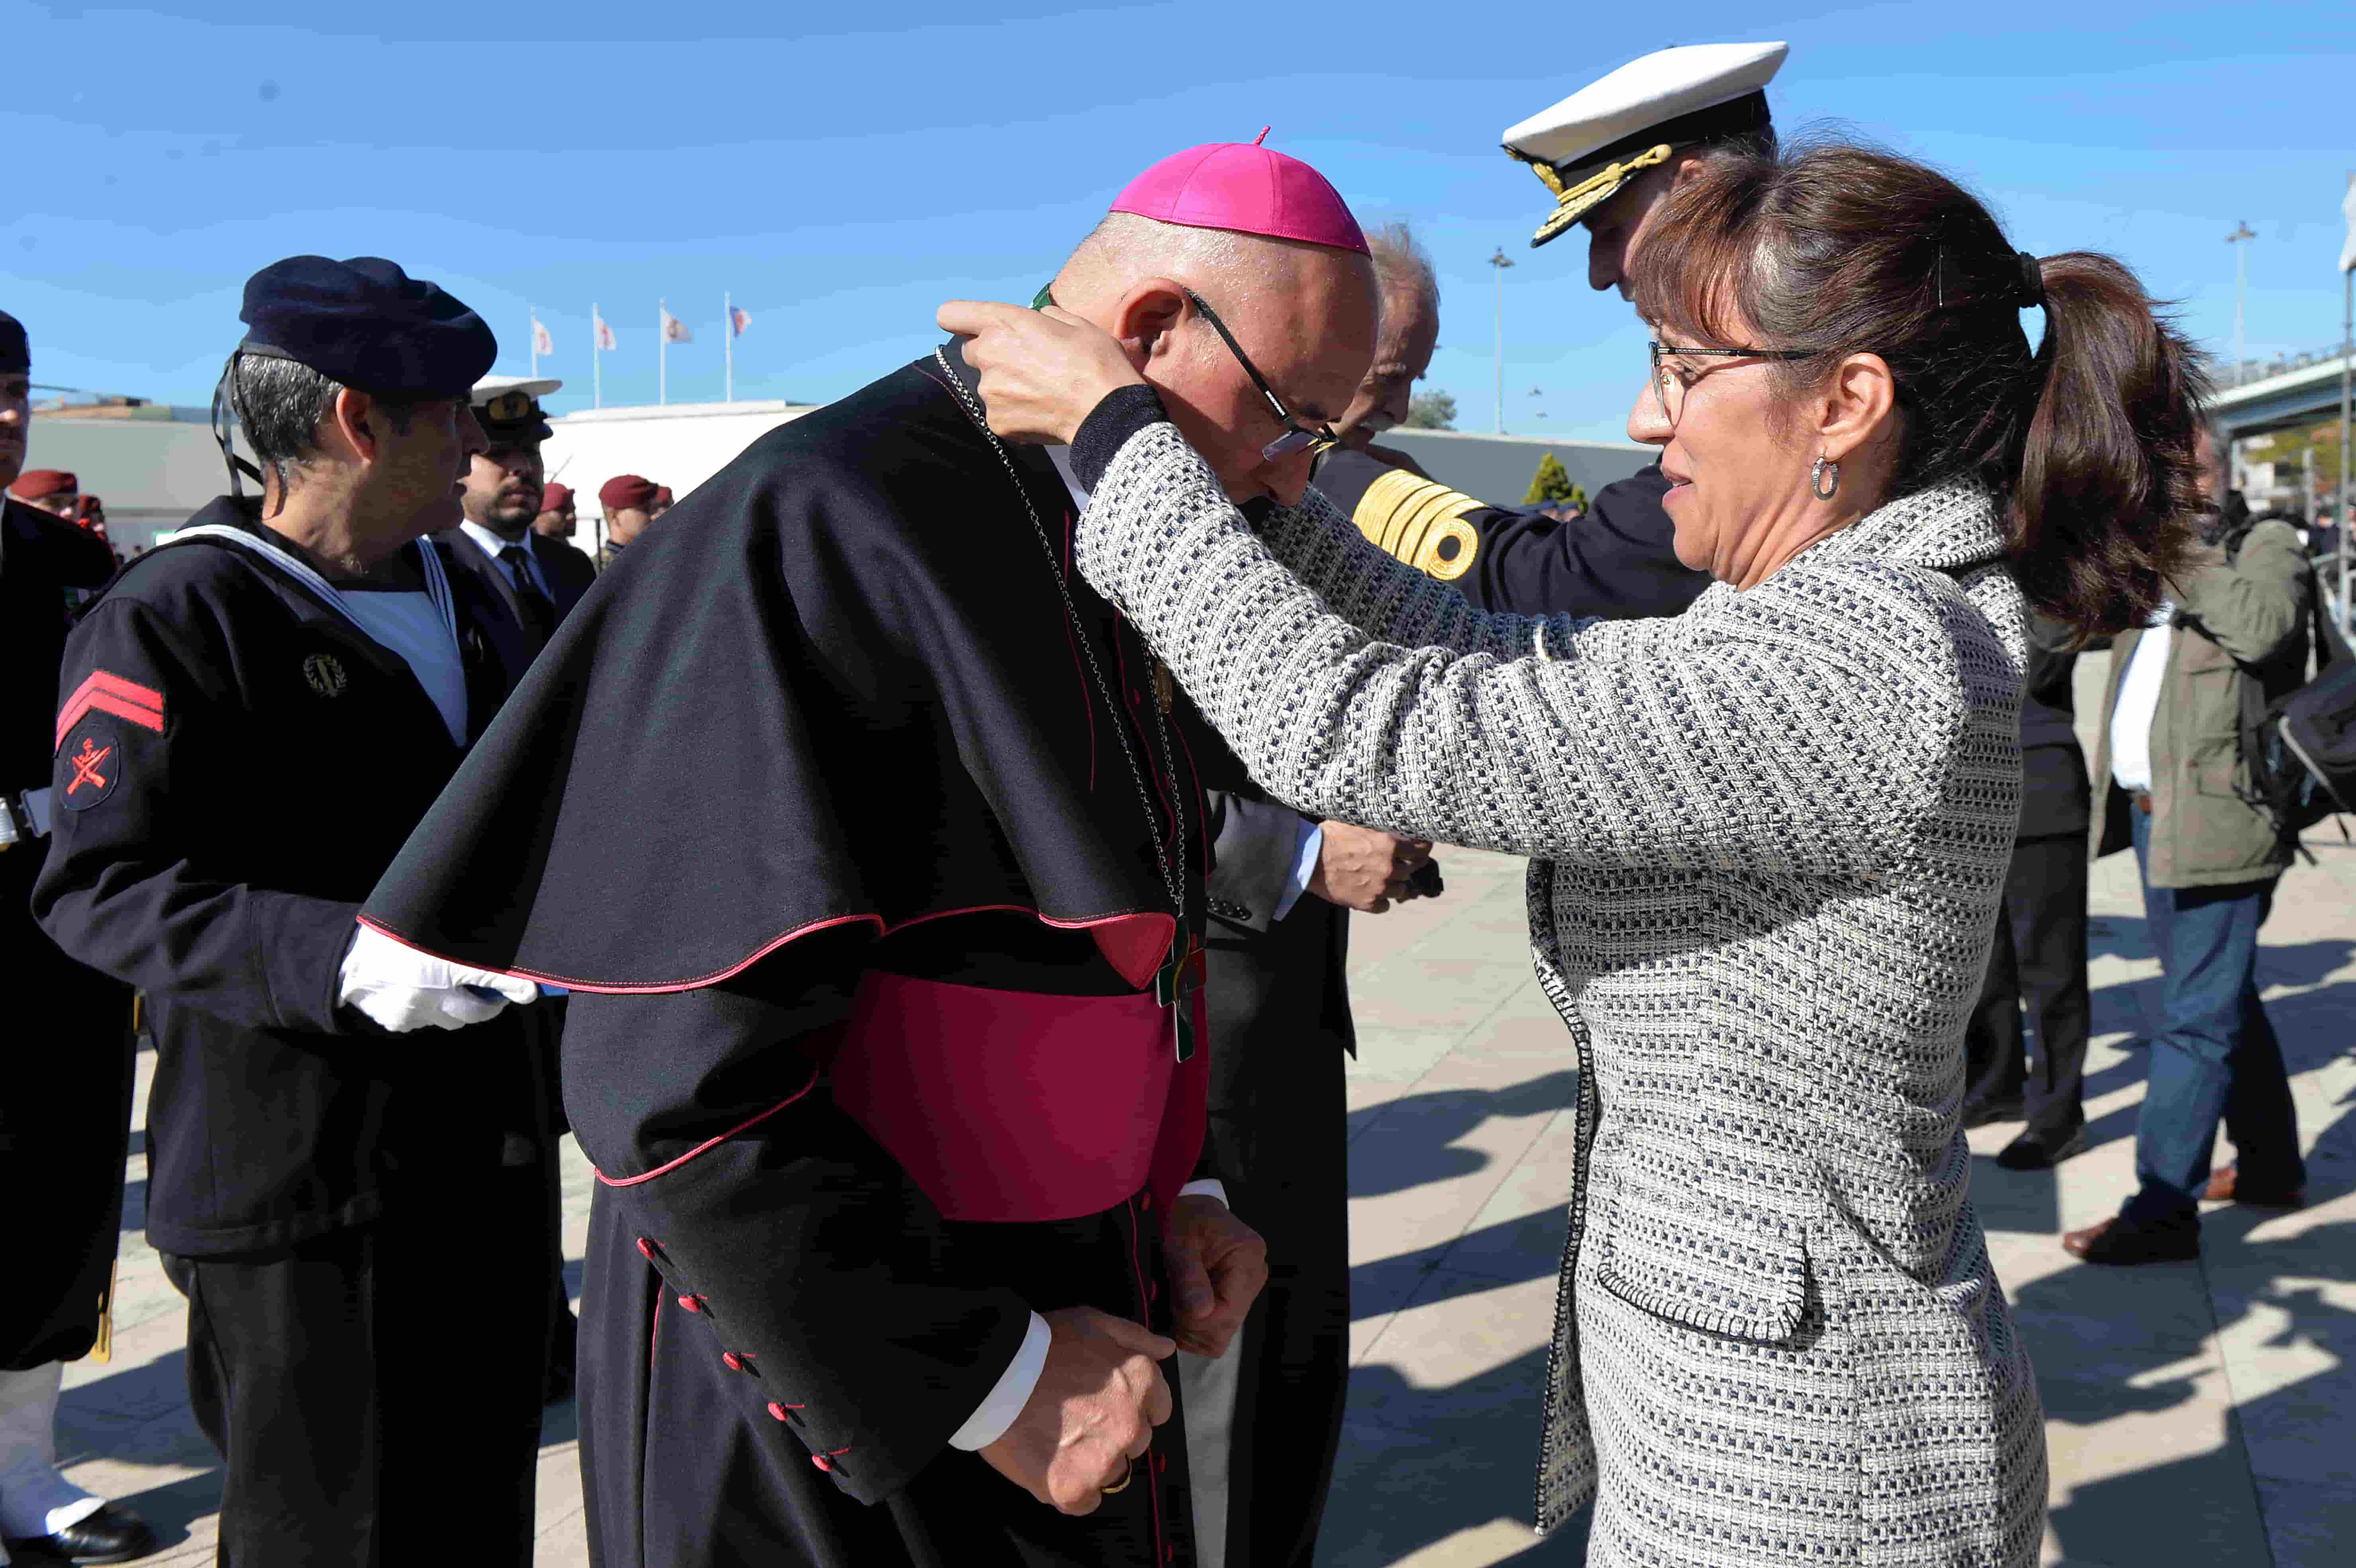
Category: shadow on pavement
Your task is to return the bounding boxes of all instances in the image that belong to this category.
[2031,1216,2355,1566]
[1321,1347,1588,1568]
[1346,1071,1580,1201]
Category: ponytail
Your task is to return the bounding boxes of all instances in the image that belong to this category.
[1629,143,2207,642]
[2009,253,2205,638]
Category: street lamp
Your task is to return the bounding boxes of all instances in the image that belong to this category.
[1489,247,1515,435]
[2226,221,2256,386]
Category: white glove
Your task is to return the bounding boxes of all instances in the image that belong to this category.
[339,922,541,1033]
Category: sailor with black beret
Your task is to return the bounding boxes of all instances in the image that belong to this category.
[1314,42,1786,621]
[32,256,560,1564]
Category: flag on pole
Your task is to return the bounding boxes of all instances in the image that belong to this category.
[532,315,555,357]
[730,304,751,337]
[662,307,694,345]
[595,312,617,351]
[2341,173,2356,273]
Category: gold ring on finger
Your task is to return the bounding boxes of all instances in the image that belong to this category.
[1101,1458,1133,1495]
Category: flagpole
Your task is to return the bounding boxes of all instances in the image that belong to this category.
[529,303,538,379]
[592,303,602,409]
[725,291,734,403]
[659,299,667,407]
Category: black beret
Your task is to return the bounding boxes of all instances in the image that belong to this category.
[0,309,26,374]
[237,256,495,399]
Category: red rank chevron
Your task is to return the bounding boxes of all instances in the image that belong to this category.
[56,669,165,750]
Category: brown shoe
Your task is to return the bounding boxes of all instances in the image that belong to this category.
[2202,1165,2306,1208]
[2062,1216,2201,1265]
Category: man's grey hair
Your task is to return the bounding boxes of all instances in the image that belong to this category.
[1365,219,1439,323]
[228,354,427,491]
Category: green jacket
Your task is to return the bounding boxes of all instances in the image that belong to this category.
[2091,518,2313,887]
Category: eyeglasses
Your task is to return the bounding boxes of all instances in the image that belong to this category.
[1183,288,1341,462]
[1648,341,1815,425]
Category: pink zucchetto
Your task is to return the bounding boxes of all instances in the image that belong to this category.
[1108,133,1368,256]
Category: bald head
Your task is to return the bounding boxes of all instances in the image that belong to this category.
[1049,213,1377,507]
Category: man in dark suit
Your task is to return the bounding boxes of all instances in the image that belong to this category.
[1962,613,2091,1169]
[434,374,590,1400]
[436,376,590,689]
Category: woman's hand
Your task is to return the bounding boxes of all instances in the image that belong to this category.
[937,300,1147,445]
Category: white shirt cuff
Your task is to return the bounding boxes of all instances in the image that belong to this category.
[1177,1178,1229,1208]
[1272,819,1324,922]
[947,1311,1051,1452]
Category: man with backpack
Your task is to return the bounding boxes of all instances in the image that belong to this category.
[2066,429,2317,1266]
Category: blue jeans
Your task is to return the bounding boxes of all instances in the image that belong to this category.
[2123,808,2305,1225]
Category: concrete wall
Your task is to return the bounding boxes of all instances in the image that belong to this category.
[24,409,251,552]
[1372,428,1654,507]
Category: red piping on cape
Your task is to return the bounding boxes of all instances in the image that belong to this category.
[356,901,1176,998]
[56,669,165,749]
[596,1060,822,1188]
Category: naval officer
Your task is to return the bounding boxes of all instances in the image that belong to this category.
[33,256,559,1564]
[1314,41,1788,621]
[437,375,591,688]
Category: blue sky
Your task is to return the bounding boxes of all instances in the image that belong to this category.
[5,0,2352,444]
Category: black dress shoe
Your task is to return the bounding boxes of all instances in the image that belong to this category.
[1960,1096,2025,1130]
[2062,1214,2201,1266]
[1996,1124,2086,1171]
[4,1503,160,1564]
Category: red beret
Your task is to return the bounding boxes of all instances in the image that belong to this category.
[539,482,574,513]
[653,485,674,507]
[599,474,658,512]
[8,468,78,500]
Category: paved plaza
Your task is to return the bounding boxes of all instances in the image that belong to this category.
[51,673,2356,1567]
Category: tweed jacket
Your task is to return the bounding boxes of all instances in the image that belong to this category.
[1074,422,2048,1568]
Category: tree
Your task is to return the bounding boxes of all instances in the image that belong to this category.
[1523,452,1587,509]
[1404,390,1456,430]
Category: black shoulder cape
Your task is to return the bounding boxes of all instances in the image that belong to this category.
[362,348,1196,993]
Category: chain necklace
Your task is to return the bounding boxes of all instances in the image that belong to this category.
[933,351,1200,1055]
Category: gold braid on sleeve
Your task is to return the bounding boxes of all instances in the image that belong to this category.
[1350,468,1485,581]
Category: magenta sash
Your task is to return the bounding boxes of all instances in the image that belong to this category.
[829,972,1207,1224]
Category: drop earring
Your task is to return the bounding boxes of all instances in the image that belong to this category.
[1809,454,1840,500]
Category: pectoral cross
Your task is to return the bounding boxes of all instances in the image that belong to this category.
[1154,921,1205,1062]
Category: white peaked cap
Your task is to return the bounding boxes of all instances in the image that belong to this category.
[471,374,563,402]
[1501,42,1788,248]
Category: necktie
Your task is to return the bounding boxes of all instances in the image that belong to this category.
[499,544,557,645]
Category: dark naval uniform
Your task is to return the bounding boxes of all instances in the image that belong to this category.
[364,347,1225,1568]
[1311,446,1709,619]
[33,499,559,1562]
[1,495,135,1374]
[435,526,592,687]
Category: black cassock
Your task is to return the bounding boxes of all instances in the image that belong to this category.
[0,497,132,1371]
[364,345,1225,1568]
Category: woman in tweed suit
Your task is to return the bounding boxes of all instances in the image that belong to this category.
[945,143,2204,1567]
